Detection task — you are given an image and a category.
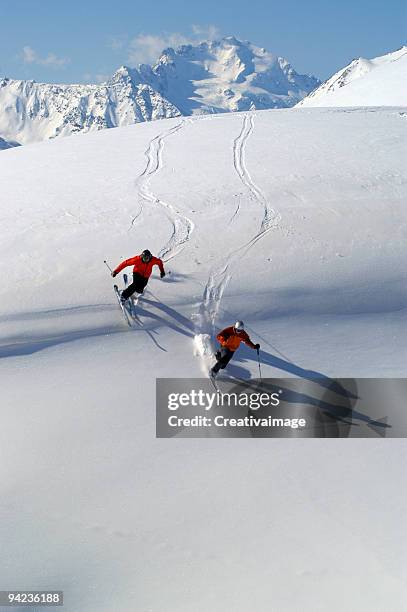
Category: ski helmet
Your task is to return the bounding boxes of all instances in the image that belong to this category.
[141,249,152,262]
[234,320,245,332]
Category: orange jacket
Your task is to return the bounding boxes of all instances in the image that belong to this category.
[217,326,256,352]
[114,255,164,279]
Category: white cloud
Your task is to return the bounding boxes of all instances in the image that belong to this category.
[82,72,110,84]
[127,25,222,65]
[95,73,110,83]
[191,24,221,40]
[107,35,128,51]
[22,46,36,64]
[128,33,189,65]
[22,46,70,67]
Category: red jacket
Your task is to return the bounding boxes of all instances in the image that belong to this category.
[114,255,164,279]
[217,326,256,352]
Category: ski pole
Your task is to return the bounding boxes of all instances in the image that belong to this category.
[104,260,113,274]
[256,348,262,381]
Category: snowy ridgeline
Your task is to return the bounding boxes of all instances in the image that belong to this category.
[298,45,407,107]
[0,36,319,145]
[0,108,406,611]
[1,42,406,149]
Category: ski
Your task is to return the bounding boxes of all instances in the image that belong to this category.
[123,273,146,325]
[113,284,133,328]
[209,371,221,392]
[121,273,145,325]
[131,297,144,326]
[209,377,220,392]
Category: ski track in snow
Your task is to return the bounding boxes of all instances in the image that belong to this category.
[131,120,194,262]
[194,113,281,367]
[233,113,281,232]
[1,121,197,355]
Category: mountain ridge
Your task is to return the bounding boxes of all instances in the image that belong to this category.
[0,37,319,145]
[298,46,407,107]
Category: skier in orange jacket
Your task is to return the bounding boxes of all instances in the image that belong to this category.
[111,249,165,303]
[211,321,260,377]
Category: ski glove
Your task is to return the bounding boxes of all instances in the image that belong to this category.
[160,271,166,278]
[111,271,117,278]
[255,343,260,350]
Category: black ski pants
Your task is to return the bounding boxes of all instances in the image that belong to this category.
[121,273,148,300]
[211,347,234,373]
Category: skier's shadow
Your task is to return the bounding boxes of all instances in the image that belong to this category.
[137,297,195,338]
[230,349,390,435]
[218,361,251,380]
[241,347,356,399]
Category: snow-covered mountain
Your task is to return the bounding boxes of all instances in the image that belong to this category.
[0,75,181,146]
[298,46,407,107]
[0,136,11,149]
[0,37,319,145]
[0,136,18,149]
[137,36,319,114]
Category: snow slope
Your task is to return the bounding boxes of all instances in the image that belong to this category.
[0,108,406,611]
[0,37,319,145]
[298,46,407,107]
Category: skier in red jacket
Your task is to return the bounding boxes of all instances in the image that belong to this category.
[211,321,260,377]
[111,249,165,303]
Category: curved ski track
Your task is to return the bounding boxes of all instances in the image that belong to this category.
[131,120,194,262]
[233,113,281,232]
[198,113,281,336]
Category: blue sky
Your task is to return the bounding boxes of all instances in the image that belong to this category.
[1,0,406,83]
